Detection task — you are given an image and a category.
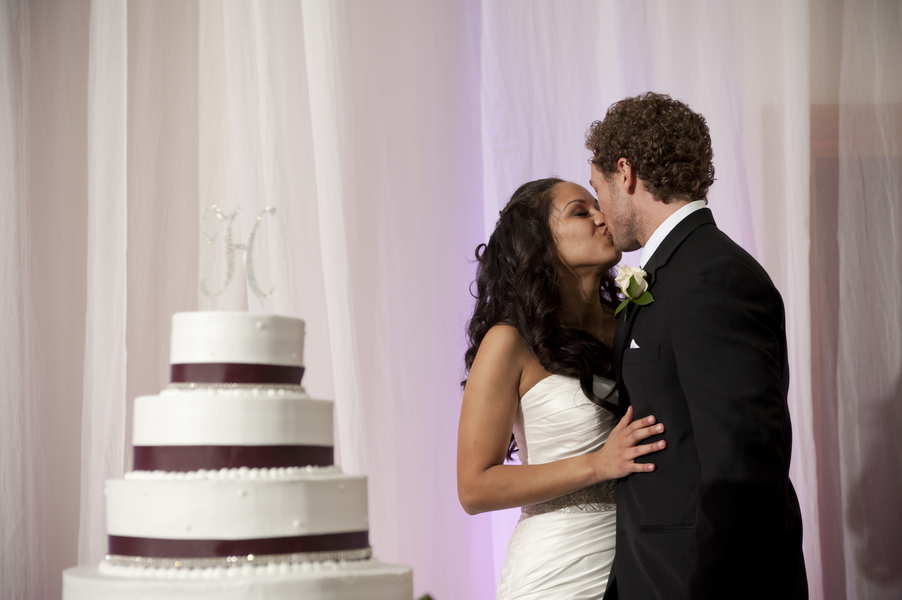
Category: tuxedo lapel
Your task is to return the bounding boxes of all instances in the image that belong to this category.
[613,254,655,390]
[612,313,629,381]
[612,208,716,416]
[641,255,658,294]
[612,300,641,415]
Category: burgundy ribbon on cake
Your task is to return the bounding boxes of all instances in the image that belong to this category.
[133,445,334,471]
[108,531,369,558]
[171,363,305,385]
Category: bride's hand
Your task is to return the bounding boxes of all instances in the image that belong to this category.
[592,406,666,482]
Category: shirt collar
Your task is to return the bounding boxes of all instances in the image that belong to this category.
[639,200,708,268]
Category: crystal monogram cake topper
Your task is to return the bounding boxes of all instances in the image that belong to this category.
[200,205,276,299]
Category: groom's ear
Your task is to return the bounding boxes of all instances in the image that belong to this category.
[618,158,638,195]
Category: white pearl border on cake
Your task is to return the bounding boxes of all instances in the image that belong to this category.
[123,465,342,481]
[100,549,376,576]
[164,383,307,395]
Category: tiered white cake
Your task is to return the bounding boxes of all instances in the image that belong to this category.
[63,311,413,600]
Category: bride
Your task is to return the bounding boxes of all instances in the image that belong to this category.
[457,178,666,599]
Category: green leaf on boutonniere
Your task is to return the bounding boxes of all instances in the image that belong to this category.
[614,288,655,320]
[614,298,631,316]
[632,291,654,306]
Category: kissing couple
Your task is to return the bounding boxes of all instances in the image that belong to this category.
[457,93,808,600]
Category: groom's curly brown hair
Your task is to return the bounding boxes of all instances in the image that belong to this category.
[586,92,715,204]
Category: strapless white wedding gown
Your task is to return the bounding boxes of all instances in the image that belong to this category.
[496,375,618,600]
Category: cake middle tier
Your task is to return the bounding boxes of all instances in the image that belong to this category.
[105,473,368,557]
[133,391,333,471]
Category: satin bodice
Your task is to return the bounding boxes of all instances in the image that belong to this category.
[497,374,619,600]
[513,374,617,466]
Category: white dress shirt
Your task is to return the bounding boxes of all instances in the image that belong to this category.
[639,200,708,268]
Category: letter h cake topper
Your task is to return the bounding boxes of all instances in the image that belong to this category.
[200,205,276,299]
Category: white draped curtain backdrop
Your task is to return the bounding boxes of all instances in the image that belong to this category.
[1,1,899,599]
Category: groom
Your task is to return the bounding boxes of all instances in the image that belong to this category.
[586,93,807,600]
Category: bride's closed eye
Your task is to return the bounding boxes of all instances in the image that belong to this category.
[573,206,599,217]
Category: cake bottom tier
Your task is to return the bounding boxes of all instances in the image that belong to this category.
[62,562,413,600]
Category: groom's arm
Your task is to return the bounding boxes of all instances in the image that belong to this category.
[671,252,791,600]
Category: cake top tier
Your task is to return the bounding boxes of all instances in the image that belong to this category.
[170,312,305,368]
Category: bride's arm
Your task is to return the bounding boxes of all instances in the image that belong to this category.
[457,325,666,515]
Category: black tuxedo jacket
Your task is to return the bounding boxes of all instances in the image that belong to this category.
[603,208,807,600]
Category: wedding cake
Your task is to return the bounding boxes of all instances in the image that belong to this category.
[63,311,413,600]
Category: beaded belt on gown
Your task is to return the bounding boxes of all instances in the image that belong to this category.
[522,480,616,515]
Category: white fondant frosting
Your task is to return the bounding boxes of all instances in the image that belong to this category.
[105,475,368,539]
[170,312,305,367]
[133,392,333,447]
[64,563,414,600]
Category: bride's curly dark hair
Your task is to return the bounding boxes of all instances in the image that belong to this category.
[463,178,621,456]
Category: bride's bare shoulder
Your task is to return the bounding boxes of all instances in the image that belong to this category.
[477,325,549,395]
[479,324,530,358]
[468,324,531,374]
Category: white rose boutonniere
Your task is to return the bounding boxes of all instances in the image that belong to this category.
[614,266,655,318]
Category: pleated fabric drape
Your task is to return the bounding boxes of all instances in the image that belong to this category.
[1,1,899,599]
[830,3,902,598]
